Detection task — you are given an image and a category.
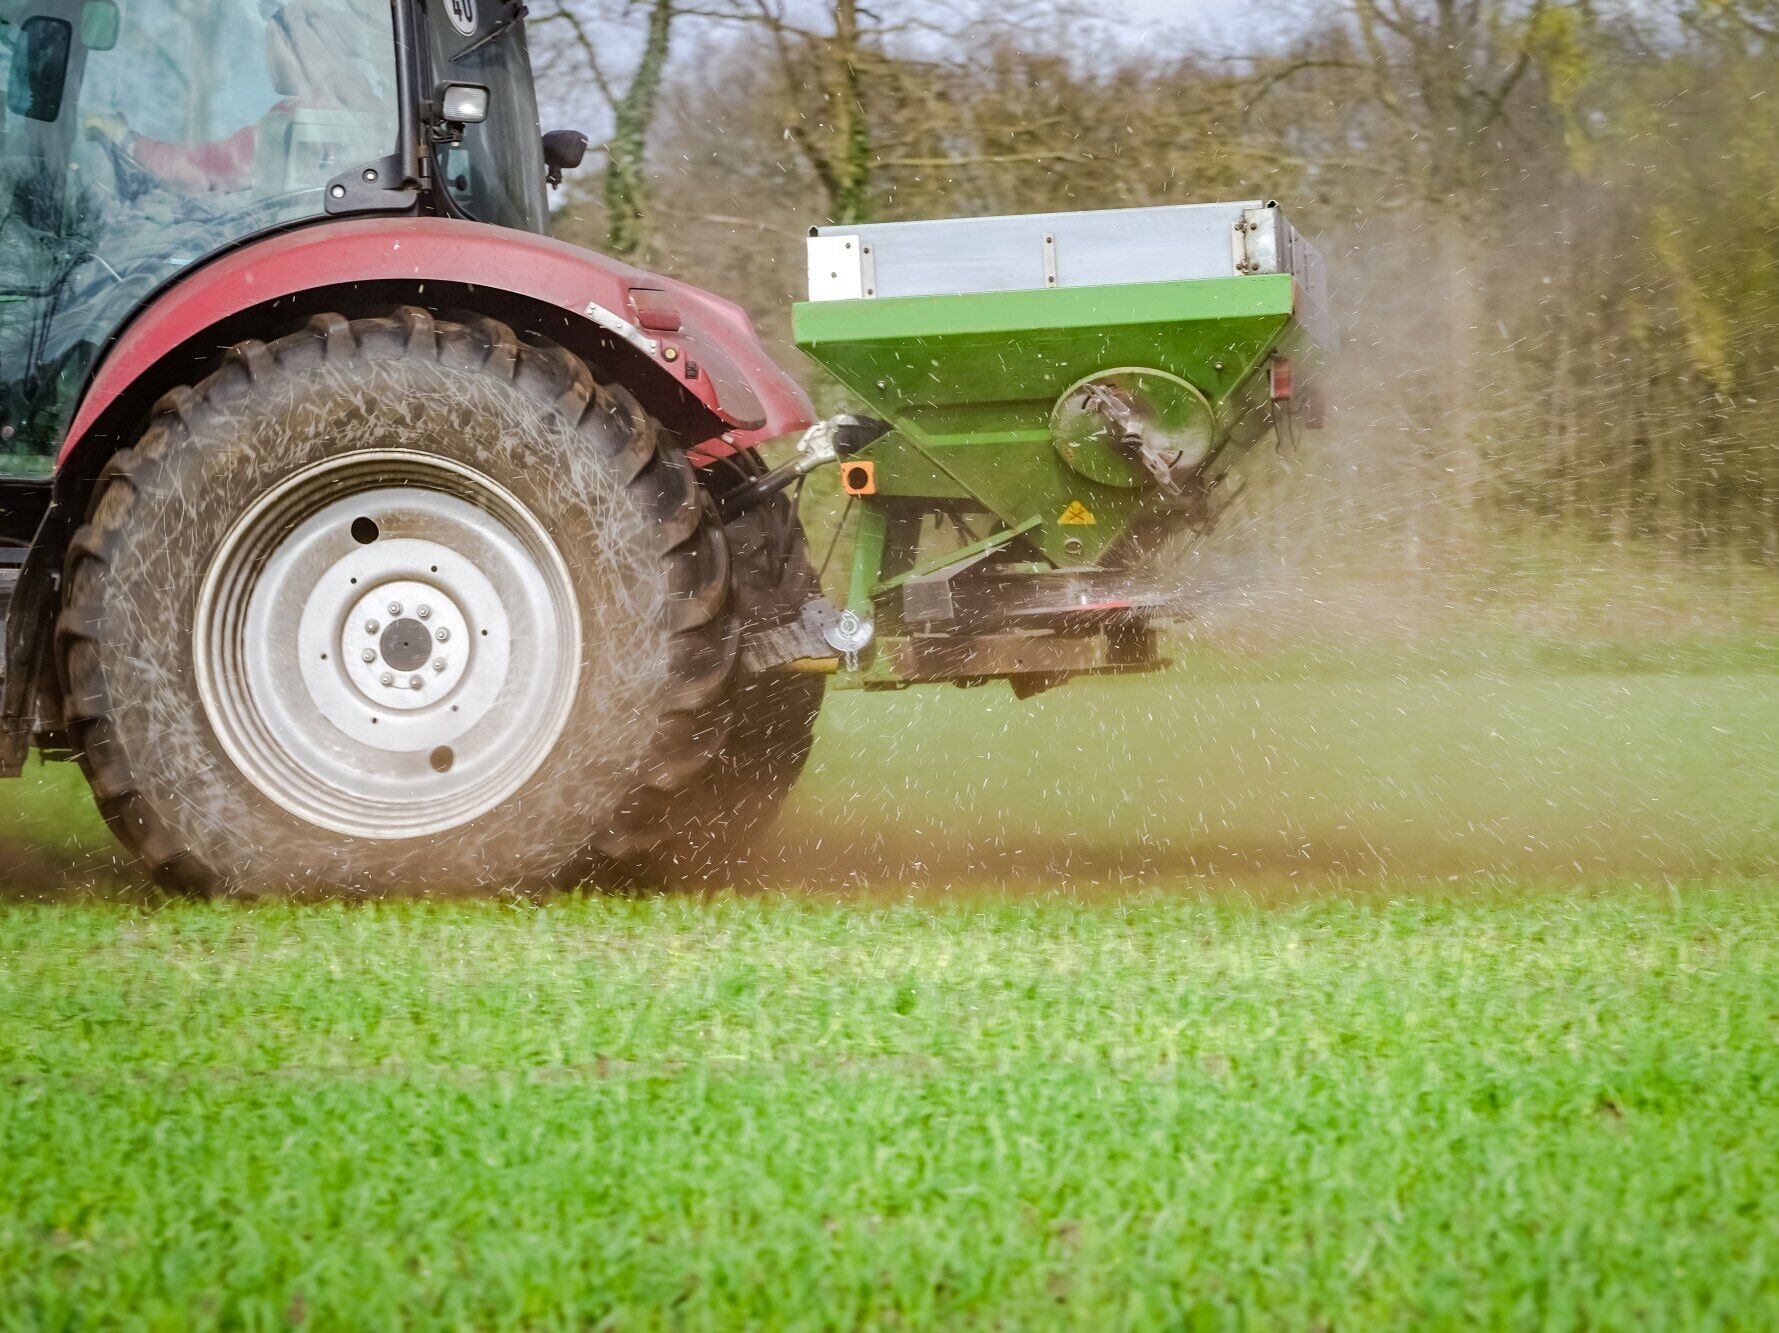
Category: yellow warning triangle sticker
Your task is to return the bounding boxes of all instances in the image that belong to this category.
[1058,500,1097,526]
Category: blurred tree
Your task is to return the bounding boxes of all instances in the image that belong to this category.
[723,0,876,224]
[532,0,684,258]
[534,0,1779,566]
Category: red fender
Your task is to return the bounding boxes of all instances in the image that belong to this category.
[58,216,815,469]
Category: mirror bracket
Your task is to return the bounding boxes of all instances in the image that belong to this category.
[324,153,420,216]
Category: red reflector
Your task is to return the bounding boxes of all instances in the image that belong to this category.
[1269,356,1293,401]
[628,288,683,332]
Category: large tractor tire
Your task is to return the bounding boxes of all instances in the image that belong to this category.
[56,308,736,895]
[649,494,825,882]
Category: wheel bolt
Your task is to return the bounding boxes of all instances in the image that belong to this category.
[435,627,450,643]
[360,649,376,664]
[379,672,394,687]
[417,605,432,620]
[365,619,380,634]
[408,675,424,690]
[433,657,447,672]
[388,601,403,616]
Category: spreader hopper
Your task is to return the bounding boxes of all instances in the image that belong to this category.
[790,200,1329,692]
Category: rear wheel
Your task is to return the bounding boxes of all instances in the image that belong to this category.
[648,490,826,882]
[57,309,735,894]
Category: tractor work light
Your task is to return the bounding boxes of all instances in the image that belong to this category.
[438,83,490,125]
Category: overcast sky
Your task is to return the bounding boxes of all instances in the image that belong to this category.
[1005,0,1311,52]
[1095,0,1227,35]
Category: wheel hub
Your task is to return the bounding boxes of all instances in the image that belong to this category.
[195,451,581,841]
[378,618,433,673]
[337,578,475,713]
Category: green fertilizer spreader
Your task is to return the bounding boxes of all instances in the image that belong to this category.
[770,200,1328,694]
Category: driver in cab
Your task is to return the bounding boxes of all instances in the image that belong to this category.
[82,0,383,195]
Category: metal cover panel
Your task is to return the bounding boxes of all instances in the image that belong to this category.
[807,235,866,301]
[807,201,1273,301]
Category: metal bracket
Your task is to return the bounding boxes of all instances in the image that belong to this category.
[742,597,842,671]
[1231,203,1282,275]
[859,242,878,299]
[582,301,660,357]
[873,515,1043,597]
[324,153,419,216]
[805,235,881,301]
[797,417,844,467]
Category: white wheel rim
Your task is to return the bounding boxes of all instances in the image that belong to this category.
[194,450,582,839]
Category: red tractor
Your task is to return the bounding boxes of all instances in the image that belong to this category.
[0,0,828,892]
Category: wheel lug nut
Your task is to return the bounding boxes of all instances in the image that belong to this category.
[409,675,424,690]
[387,601,403,616]
[417,605,432,620]
[435,627,450,642]
[360,649,376,664]
[432,656,447,672]
[379,672,394,687]
[365,619,380,634]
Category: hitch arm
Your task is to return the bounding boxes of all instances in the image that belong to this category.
[716,414,889,522]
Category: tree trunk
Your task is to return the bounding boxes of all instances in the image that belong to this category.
[602,0,677,259]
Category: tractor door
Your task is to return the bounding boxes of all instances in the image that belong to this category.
[0,1,99,477]
[0,0,402,476]
[420,0,548,235]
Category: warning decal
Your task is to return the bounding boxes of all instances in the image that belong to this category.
[1058,501,1097,526]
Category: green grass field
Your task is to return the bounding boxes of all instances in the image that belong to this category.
[4,889,1779,1327]
[5,625,1779,1326]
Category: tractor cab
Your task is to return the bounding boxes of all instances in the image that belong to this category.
[0,0,550,484]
